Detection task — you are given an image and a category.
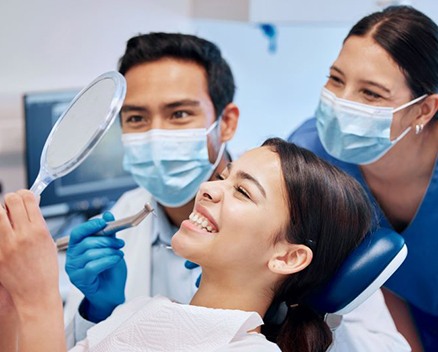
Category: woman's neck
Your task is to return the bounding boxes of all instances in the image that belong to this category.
[189,272,275,323]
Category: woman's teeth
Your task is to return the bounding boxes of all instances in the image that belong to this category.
[189,212,217,233]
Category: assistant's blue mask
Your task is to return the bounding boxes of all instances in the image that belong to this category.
[316,88,427,165]
[122,121,225,207]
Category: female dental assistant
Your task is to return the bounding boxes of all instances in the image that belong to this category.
[288,6,438,351]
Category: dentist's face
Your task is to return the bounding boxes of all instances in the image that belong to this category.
[120,58,216,132]
[120,58,230,169]
[171,146,290,272]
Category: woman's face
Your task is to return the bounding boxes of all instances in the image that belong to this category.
[325,35,420,139]
[171,146,290,273]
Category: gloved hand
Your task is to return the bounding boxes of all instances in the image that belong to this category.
[184,260,202,288]
[65,212,127,323]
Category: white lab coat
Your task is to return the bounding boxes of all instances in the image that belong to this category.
[64,187,410,351]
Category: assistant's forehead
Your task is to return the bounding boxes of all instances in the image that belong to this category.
[336,35,409,92]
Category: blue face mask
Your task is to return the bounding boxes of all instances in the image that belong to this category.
[316,88,427,165]
[122,121,225,207]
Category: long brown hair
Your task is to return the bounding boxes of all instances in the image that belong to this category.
[261,138,372,352]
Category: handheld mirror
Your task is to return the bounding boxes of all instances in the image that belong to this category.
[30,71,126,196]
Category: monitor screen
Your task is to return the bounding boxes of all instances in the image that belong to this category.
[24,89,137,218]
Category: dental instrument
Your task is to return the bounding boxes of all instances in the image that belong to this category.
[56,203,155,251]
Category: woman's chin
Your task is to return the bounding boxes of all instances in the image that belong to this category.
[171,229,197,260]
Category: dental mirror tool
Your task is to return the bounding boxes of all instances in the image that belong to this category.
[56,203,155,251]
[30,71,126,196]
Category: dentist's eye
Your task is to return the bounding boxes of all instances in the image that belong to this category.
[172,110,190,119]
[125,115,145,124]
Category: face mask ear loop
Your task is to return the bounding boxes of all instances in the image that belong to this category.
[393,94,428,113]
[207,114,226,170]
[390,94,427,143]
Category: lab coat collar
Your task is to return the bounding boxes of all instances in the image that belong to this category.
[150,199,179,246]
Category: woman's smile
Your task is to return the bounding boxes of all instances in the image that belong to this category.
[188,211,218,233]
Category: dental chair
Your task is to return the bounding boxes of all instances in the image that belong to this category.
[307,227,407,317]
[265,227,407,330]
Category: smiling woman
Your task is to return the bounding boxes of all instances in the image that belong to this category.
[0,138,373,352]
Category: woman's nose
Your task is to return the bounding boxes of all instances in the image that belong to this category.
[198,181,222,202]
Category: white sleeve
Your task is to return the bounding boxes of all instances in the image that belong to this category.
[63,188,150,347]
[330,290,411,352]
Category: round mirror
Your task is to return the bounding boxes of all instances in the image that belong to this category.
[30,71,126,196]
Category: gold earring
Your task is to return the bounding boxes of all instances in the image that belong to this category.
[415,124,424,135]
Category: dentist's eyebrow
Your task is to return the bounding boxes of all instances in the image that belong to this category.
[163,99,201,110]
[226,163,266,198]
[121,105,149,113]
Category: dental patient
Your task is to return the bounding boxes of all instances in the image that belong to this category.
[0,138,372,352]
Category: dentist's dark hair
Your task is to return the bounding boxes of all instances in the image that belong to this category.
[261,138,372,352]
[345,5,438,120]
[118,32,235,117]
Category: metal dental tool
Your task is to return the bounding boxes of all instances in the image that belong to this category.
[56,203,155,251]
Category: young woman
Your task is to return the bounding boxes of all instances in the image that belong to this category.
[0,138,372,351]
[288,5,438,350]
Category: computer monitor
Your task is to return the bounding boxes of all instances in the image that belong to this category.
[24,89,137,218]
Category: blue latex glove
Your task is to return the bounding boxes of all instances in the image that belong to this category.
[65,212,127,323]
[184,260,202,288]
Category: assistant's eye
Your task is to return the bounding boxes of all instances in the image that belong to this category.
[362,89,382,100]
[327,74,343,86]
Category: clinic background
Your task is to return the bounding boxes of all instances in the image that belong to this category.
[1,0,438,196]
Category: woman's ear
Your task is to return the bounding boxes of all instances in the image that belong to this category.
[268,243,313,276]
[414,94,438,128]
[219,103,239,143]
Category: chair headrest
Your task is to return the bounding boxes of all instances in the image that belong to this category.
[306,227,407,315]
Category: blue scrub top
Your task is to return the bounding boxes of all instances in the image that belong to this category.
[288,118,438,349]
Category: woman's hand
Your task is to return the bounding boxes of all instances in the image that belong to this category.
[0,283,18,352]
[0,190,59,308]
[0,190,66,352]
[0,283,15,316]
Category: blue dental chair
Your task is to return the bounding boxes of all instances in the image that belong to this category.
[265,227,407,329]
[307,227,407,316]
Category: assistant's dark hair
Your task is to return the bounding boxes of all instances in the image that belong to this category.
[118,32,235,117]
[261,138,372,352]
[345,5,438,120]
